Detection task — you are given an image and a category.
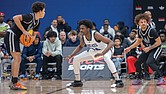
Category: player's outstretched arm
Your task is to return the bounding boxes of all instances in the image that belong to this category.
[65,36,85,60]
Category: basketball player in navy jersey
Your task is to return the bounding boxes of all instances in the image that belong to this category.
[4,1,46,90]
[66,19,124,88]
[125,13,165,85]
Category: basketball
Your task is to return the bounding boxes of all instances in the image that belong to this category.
[20,30,36,47]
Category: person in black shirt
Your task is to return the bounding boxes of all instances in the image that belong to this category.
[125,13,165,85]
[4,1,46,90]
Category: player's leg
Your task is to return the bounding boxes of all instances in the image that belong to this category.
[132,52,148,85]
[103,50,124,88]
[4,31,27,90]
[70,51,93,87]
[146,48,165,85]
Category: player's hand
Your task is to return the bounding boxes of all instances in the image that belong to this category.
[94,53,103,57]
[23,31,31,37]
[65,55,72,60]
[143,47,150,53]
[124,47,131,54]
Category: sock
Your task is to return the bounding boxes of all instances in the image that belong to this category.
[75,74,80,81]
[12,77,18,84]
[113,72,120,80]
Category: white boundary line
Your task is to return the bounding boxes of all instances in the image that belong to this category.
[136,81,148,94]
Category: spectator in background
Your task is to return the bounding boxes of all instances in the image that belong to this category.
[19,34,43,80]
[158,30,166,76]
[144,11,156,29]
[112,37,124,71]
[0,43,12,73]
[42,31,62,80]
[115,21,128,38]
[57,15,71,34]
[127,29,137,43]
[0,12,10,46]
[43,19,59,40]
[6,19,14,27]
[65,30,80,47]
[115,31,131,48]
[59,30,67,47]
[101,24,113,40]
[100,19,115,38]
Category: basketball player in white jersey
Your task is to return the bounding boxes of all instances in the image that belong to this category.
[65,19,124,88]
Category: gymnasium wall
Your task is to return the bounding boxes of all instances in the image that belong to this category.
[0,0,133,35]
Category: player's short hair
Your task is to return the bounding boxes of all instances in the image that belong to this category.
[32,1,46,13]
[47,31,57,39]
[78,19,93,29]
[134,13,150,25]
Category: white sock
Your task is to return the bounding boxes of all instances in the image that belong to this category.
[113,72,120,80]
[73,57,81,81]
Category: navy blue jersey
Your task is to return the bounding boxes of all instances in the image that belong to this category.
[11,13,40,38]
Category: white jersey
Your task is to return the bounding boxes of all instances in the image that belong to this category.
[83,30,107,52]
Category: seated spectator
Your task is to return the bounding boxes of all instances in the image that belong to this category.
[100,19,115,38]
[101,24,113,40]
[19,34,43,80]
[127,29,137,43]
[158,30,166,76]
[59,30,67,47]
[115,21,128,38]
[65,30,80,47]
[112,37,124,71]
[115,31,131,48]
[43,19,59,40]
[0,43,12,73]
[42,31,62,80]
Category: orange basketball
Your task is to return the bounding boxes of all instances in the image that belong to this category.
[20,30,36,47]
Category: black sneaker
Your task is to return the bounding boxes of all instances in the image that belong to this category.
[67,80,83,87]
[111,80,124,88]
[56,75,62,80]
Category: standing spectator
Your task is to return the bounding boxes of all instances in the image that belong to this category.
[57,15,71,34]
[100,19,115,38]
[43,19,59,40]
[42,31,62,80]
[0,12,10,46]
[115,21,128,38]
[65,30,80,47]
[144,11,156,29]
[20,34,43,80]
[59,30,67,46]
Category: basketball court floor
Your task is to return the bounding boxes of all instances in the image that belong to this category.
[0,79,166,94]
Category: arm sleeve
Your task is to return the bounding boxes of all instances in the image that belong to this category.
[150,29,159,39]
[42,41,47,55]
[22,14,32,22]
[34,43,42,59]
[51,40,62,56]
[22,47,28,59]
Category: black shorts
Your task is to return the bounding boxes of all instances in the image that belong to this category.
[4,30,20,54]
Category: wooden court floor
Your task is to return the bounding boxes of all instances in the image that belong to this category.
[0,79,166,94]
